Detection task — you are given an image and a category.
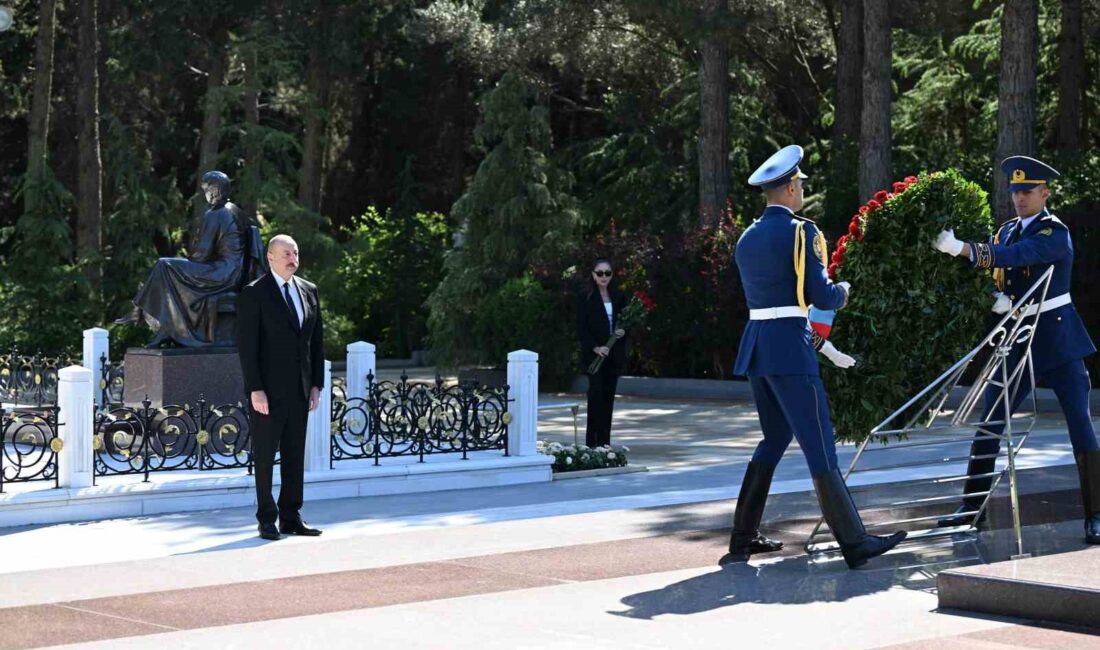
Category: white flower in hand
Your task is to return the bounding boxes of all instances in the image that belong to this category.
[992,292,1012,314]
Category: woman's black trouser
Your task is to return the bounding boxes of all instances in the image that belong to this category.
[586,361,619,447]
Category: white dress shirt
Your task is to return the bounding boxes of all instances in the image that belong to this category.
[278,276,304,327]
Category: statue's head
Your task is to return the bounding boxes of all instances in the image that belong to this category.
[201,171,231,207]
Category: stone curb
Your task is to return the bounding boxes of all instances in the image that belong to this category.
[551,465,649,480]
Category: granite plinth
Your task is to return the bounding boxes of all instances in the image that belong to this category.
[122,347,244,408]
[938,547,1100,629]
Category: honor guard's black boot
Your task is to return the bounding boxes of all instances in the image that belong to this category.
[814,469,907,569]
[723,462,784,562]
[938,451,998,528]
[1074,450,1100,545]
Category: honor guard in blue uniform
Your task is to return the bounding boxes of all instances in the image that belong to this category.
[727,145,907,569]
[933,156,1100,544]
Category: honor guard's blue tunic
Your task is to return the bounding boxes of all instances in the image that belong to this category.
[971,209,1095,373]
[968,208,1098,455]
[733,205,851,476]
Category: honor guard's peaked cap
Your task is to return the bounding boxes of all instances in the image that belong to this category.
[748,145,809,190]
[1001,156,1059,192]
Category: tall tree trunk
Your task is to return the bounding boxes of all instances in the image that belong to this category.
[858,0,890,202]
[994,0,1039,224]
[76,0,102,267]
[194,32,228,222]
[834,0,863,148]
[242,43,261,222]
[26,0,59,214]
[298,1,332,213]
[1055,0,1085,154]
[697,0,729,227]
[824,0,863,231]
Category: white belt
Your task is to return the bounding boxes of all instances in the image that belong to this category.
[1017,293,1071,318]
[749,306,808,321]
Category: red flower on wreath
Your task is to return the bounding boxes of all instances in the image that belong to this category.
[858,205,870,215]
[634,290,657,312]
[905,175,918,184]
[893,181,908,193]
[866,199,882,212]
[873,190,889,202]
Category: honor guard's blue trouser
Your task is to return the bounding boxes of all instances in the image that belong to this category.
[971,357,1098,459]
[748,375,839,477]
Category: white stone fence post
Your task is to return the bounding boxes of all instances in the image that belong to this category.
[506,350,538,457]
[82,327,109,408]
[304,360,333,473]
[346,341,376,401]
[57,365,94,489]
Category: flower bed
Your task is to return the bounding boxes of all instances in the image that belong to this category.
[537,440,630,472]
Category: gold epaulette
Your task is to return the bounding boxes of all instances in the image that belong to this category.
[793,221,828,310]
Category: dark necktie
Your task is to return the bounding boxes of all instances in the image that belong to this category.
[283,282,300,328]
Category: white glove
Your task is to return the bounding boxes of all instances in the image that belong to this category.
[933,229,966,257]
[992,292,1012,314]
[820,340,856,369]
[836,281,851,306]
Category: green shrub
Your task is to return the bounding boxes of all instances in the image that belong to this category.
[823,170,994,443]
[332,207,449,357]
[473,274,575,387]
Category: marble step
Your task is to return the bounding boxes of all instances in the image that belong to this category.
[937,547,1100,629]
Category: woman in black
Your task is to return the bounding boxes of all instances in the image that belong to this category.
[576,258,628,447]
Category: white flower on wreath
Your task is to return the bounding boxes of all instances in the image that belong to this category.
[621,446,630,452]
[565,456,573,465]
[548,442,563,452]
[608,452,616,459]
[581,454,589,461]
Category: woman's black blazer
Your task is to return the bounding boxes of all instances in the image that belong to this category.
[575,287,628,372]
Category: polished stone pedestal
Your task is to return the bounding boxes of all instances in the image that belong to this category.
[122,347,244,407]
[938,545,1100,630]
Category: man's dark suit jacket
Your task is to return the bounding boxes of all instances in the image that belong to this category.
[237,272,325,400]
[576,287,627,373]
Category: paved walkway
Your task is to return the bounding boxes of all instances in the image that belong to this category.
[1,393,1098,648]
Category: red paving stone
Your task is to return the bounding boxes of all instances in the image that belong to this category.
[0,522,1092,649]
[0,527,812,650]
[876,622,1100,649]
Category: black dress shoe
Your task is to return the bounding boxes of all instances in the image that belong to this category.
[258,523,282,541]
[937,503,987,528]
[279,520,322,536]
[723,533,784,563]
[1086,514,1100,545]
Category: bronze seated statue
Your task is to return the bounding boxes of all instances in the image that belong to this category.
[116,171,267,348]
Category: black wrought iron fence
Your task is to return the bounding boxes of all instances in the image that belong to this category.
[331,375,347,422]
[0,348,76,407]
[93,397,252,483]
[98,353,125,407]
[0,406,62,492]
[331,372,511,466]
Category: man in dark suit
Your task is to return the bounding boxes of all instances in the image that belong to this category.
[237,234,325,540]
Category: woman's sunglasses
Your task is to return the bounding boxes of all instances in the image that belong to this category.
[593,270,613,278]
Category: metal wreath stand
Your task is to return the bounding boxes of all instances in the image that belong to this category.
[805,266,1056,561]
